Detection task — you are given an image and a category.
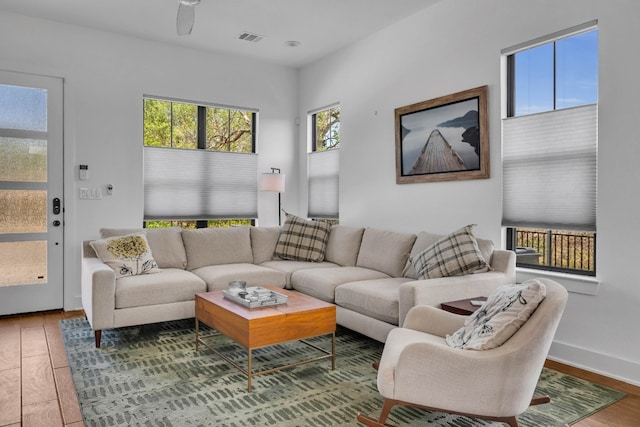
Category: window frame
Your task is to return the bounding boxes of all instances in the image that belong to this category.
[308,104,340,221]
[143,96,257,229]
[503,23,598,276]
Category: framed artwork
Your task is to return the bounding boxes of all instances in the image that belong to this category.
[395,86,489,184]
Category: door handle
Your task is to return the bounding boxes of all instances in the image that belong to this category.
[52,220,61,227]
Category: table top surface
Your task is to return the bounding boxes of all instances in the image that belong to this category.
[196,286,335,320]
[441,296,487,315]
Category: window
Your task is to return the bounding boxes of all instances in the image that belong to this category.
[308,105,340,220]
[143,97,257,228]
[312,105,340,151]
[502,24,598,275]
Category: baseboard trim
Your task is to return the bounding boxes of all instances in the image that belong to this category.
[549,340,640,387]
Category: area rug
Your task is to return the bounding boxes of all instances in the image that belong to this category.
[60,318,625,427]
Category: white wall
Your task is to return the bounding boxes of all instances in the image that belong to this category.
[0,12,299,311]
[298,0,640,385]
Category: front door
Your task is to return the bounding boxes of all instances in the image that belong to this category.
[0,70,64,315]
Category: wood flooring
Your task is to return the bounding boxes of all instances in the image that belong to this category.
[0,310,638,427]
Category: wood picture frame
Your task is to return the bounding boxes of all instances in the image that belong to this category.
[395,86,489,184]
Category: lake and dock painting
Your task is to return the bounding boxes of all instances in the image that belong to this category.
[395,86,490,184]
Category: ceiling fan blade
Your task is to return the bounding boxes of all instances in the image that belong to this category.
[176,3,195,36]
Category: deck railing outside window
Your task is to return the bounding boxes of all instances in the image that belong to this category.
[513,228,596,275]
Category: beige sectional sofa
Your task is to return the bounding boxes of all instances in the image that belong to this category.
[81,224,515,347]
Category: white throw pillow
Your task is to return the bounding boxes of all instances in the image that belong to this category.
[90,233,160,279]
[446,279,547,350]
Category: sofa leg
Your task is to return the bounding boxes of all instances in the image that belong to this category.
[94,330,102,348]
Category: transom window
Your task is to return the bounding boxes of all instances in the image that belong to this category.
[503,25,598,276]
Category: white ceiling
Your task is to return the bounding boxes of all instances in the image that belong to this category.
[0,0,440,68]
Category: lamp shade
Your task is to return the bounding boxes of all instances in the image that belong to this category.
[259,172,285,193]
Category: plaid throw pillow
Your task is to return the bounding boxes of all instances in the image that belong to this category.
[274,214,331,262]
[411,225,490,279]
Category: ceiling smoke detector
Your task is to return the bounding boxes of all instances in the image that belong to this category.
[237,32,265,43]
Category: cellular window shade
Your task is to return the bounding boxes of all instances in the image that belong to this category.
[308,149,339,219]
[144,146,257,220]
[502,104,597,231]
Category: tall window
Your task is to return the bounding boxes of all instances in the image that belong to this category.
[143,97,257,228]
[308,105,340,220]
[502,24,598,276]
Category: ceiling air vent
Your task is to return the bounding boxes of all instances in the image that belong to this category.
[237,32,265,43]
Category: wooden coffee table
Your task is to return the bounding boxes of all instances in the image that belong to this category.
[195,286,336,391]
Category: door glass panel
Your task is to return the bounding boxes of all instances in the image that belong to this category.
[0,85,47,131]
[0,138,47,182]
[0,190,47,233]
[0,241,47,286]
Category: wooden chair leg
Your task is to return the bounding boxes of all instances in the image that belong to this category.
[531,395,551,406]
[378,399,397,424]
[357,393,550,427]
[94,330,102,348]
[356,399,398,427]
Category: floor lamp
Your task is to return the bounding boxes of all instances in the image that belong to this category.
[259,168,285,225]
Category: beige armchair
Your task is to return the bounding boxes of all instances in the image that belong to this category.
[357,278,568,427]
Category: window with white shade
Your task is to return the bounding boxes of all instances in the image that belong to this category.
[308,105,340,220]
[502,23,598,275]
[143,97,257,229]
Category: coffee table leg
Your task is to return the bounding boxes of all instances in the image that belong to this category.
[247,348,253,392]
[331,331,336,370]
[195,318,199,351]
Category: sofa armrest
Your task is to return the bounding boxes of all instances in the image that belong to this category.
[398,271,512,327]
[489,249,516,282]
[81,250,116,331]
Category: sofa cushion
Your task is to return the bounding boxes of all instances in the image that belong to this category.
[356,228,416,277]
[291,266,390,303]
[90,233,160,279]
[260,260,338,288]
[411,225,490,280]
[115,268,206,309]
[446,279,547,350]
[335,278,409,325]
[325,225,365,266]
[182,227,253,270]
[250,226,282,264]
[403,230,494,279]
[274,214,331,262]
[100,227,187,269]
[192,263,286,291]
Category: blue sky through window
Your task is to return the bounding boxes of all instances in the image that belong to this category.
[515,29,598,116]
